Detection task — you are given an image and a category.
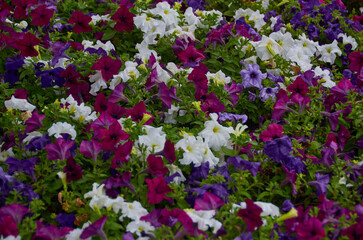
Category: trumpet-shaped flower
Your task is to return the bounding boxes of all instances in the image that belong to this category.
[67,10,92,34]
[47,122,77,140]
[318,40,342,64]
[80,215,108,240]
[4,96,36,112]
[126,220,155,237]
[186,209,222,234]
[138,126,166,154]
[119,200,148,221]
[176,135,205,166]
[199,113,234,151]
[253,36,280,60]
[240,64,267,89]
[146,177,173,205]
[111,5,135,32]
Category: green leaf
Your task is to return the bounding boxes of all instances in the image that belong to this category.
[102,30,116,41]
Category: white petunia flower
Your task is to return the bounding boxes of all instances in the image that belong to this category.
[104,196,125,214]
[5,96,36,112]
[89,71,108,96]
[0,144,14,162]
[166,164,186,184]
[314,66,336,88]
[138,126,166,155]
[176,135,205,166]
[120,201,149,221]
[48,122,77,140]
[338,33,358,50]
[150,2,179,27]
[269,31,295,59]
[126,220,155,237]
[84,183,106,199]
[317,40,342,64]
[296,33,318,57]
[186,209,222,234]
[286,45,312,72]
[65,223,91,240]
[252,36,281,61]
[248,10,266,30]
[198,113,234,151]
[206,70,231,86]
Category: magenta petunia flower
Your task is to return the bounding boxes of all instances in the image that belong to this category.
[46,138,75,161]
[109,83,129,103]
[341,220,363,240]
[94,92,108,113]
[17,32,41,57]
[79,140,102,162]
[260,123,284,143]
[32,221,72,240]
[110,5,135,32]
[280,165,297,195]
[177,45,205,67]
[80,215,108,239]
[126,101,154,124]
[194,192,225,210]
[25,110,46,133]
[30,5,54,26]
[0,214,18,237]
[146,177,173,205]
[271,89,294,121]
[147,154,168,177]
[296,217,326,240]
[156,82,182,109]
[91,112,117,140]
[101,121,130,151]
[12,0,37,19]
[188,67,208,100]
[111,140,133,168]
[91,56,122,82]
[224,81,242,105]
[156,140,176,164]
[0,203,30,224]
[237,199,263,232]
[200,92,226,114]
[59,65,82,88]
[320,110,343,131]
[67,10,93,34]
[348,50,363,73]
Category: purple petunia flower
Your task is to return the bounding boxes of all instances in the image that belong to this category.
[240,64,266,89]
[259,87,278,102]
[264,135,293,164]
[55,213,76,228]
[227,156,261,177]
[80,215,108,239]
[5,157,39,180]
[308,173,330,196]
[46,137,75,161]
[36,67,65,88]
[218,112,247,123]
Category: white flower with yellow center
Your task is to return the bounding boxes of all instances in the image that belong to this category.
[252,36,281,61]
[126,220,155,237]
[318,40,342,64]
[176,134,205,166]
[138,126,166,155]
[198,113,234,151]
[206,70,231,86]
[4,96,36,112]
[119,201,148,221]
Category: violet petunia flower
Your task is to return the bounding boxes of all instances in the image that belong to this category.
[24,110,46,133]
[157,82,182,109]
[240,64,266,89]
[264,135,293,164]
[296,217,326,240]
[32,221,72,240]
[227,156,261,177]
[218,112,247,123]
[25,134,51,152]
[55,213,76,228]
[36,67,65,88]
[321,110,343,131]
[280,166,297,195]
[308,173,330,196]
[109,83,129,103]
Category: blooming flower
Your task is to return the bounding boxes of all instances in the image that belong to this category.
[67,10,93,34]
[111,5,135,32]
[237,199,263,232]
[199,113,234,151]
[30,5,54,26]
[47,122,77,140]
[146,177,173,205]
[240,64,267,89]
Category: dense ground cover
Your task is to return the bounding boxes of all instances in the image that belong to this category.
[0,0,362,239]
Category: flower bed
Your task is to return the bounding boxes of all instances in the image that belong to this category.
[0,0,362,239]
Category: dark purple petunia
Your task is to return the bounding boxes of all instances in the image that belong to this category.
[55,213,76,228]
[25,134,51,152]
[308,173,330,196]
[140,209,163,227]
[200,92,225,114]
[102,171,134,198]
[280,166,297,195]
[0,214,18,237]
[188,66,208,100]
[5,56,25,86]
[36,67,65,88]
[63,158,83,182]
[264,135,293,164]
[321,110,343,131]
[5,157,39,180]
